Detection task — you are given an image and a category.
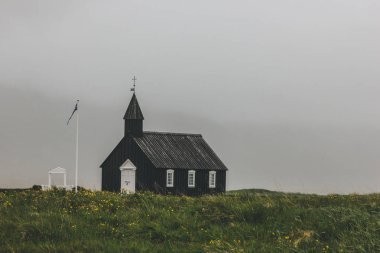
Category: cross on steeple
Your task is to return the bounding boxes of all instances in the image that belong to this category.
[131,76,137,93]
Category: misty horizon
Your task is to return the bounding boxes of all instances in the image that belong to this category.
[1,0,379,194]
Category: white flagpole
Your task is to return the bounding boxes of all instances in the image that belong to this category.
[75,103,79,193]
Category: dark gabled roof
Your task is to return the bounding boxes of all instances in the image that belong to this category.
[124,93,144,120]
[133,131,228,170]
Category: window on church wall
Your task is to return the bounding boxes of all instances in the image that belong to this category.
[166,170,174,187]
[188,170,195,188]
[209,171,216,188]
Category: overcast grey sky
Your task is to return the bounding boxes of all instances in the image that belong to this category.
[1,0,380,193]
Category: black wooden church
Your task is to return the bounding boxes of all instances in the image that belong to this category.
[100,91,228,196]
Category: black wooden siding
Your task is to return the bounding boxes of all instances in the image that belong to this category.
[125,120,143,137]
[101,137,158,192]
[101,138,124,192]
[101,137,227,195]
[161,169,226,196]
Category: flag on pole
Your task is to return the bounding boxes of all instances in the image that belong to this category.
[67,100,79,125]
[67,100,80,193]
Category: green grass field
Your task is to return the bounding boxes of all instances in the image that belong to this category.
[0,189,379,252]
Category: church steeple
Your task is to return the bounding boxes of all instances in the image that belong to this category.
[124,93,144,137]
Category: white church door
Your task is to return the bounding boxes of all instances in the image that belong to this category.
[120,159,137,194]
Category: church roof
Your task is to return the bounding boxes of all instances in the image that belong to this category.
[133,132,228,171]
[124,93,144,120]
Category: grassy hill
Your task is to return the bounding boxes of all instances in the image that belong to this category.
[0,189,379,252]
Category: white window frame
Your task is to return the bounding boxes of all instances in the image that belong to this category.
[188,170,195,188]
[166,169,174,187]
[209,171,216,188]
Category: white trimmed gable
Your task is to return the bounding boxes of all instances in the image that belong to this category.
[120,159,136,171]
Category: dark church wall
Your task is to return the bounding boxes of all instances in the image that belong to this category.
[101,137,158,193]
[156,169,226,196]
[101,138,125,192]
[128,139,159,192]
[125,120,143,137]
